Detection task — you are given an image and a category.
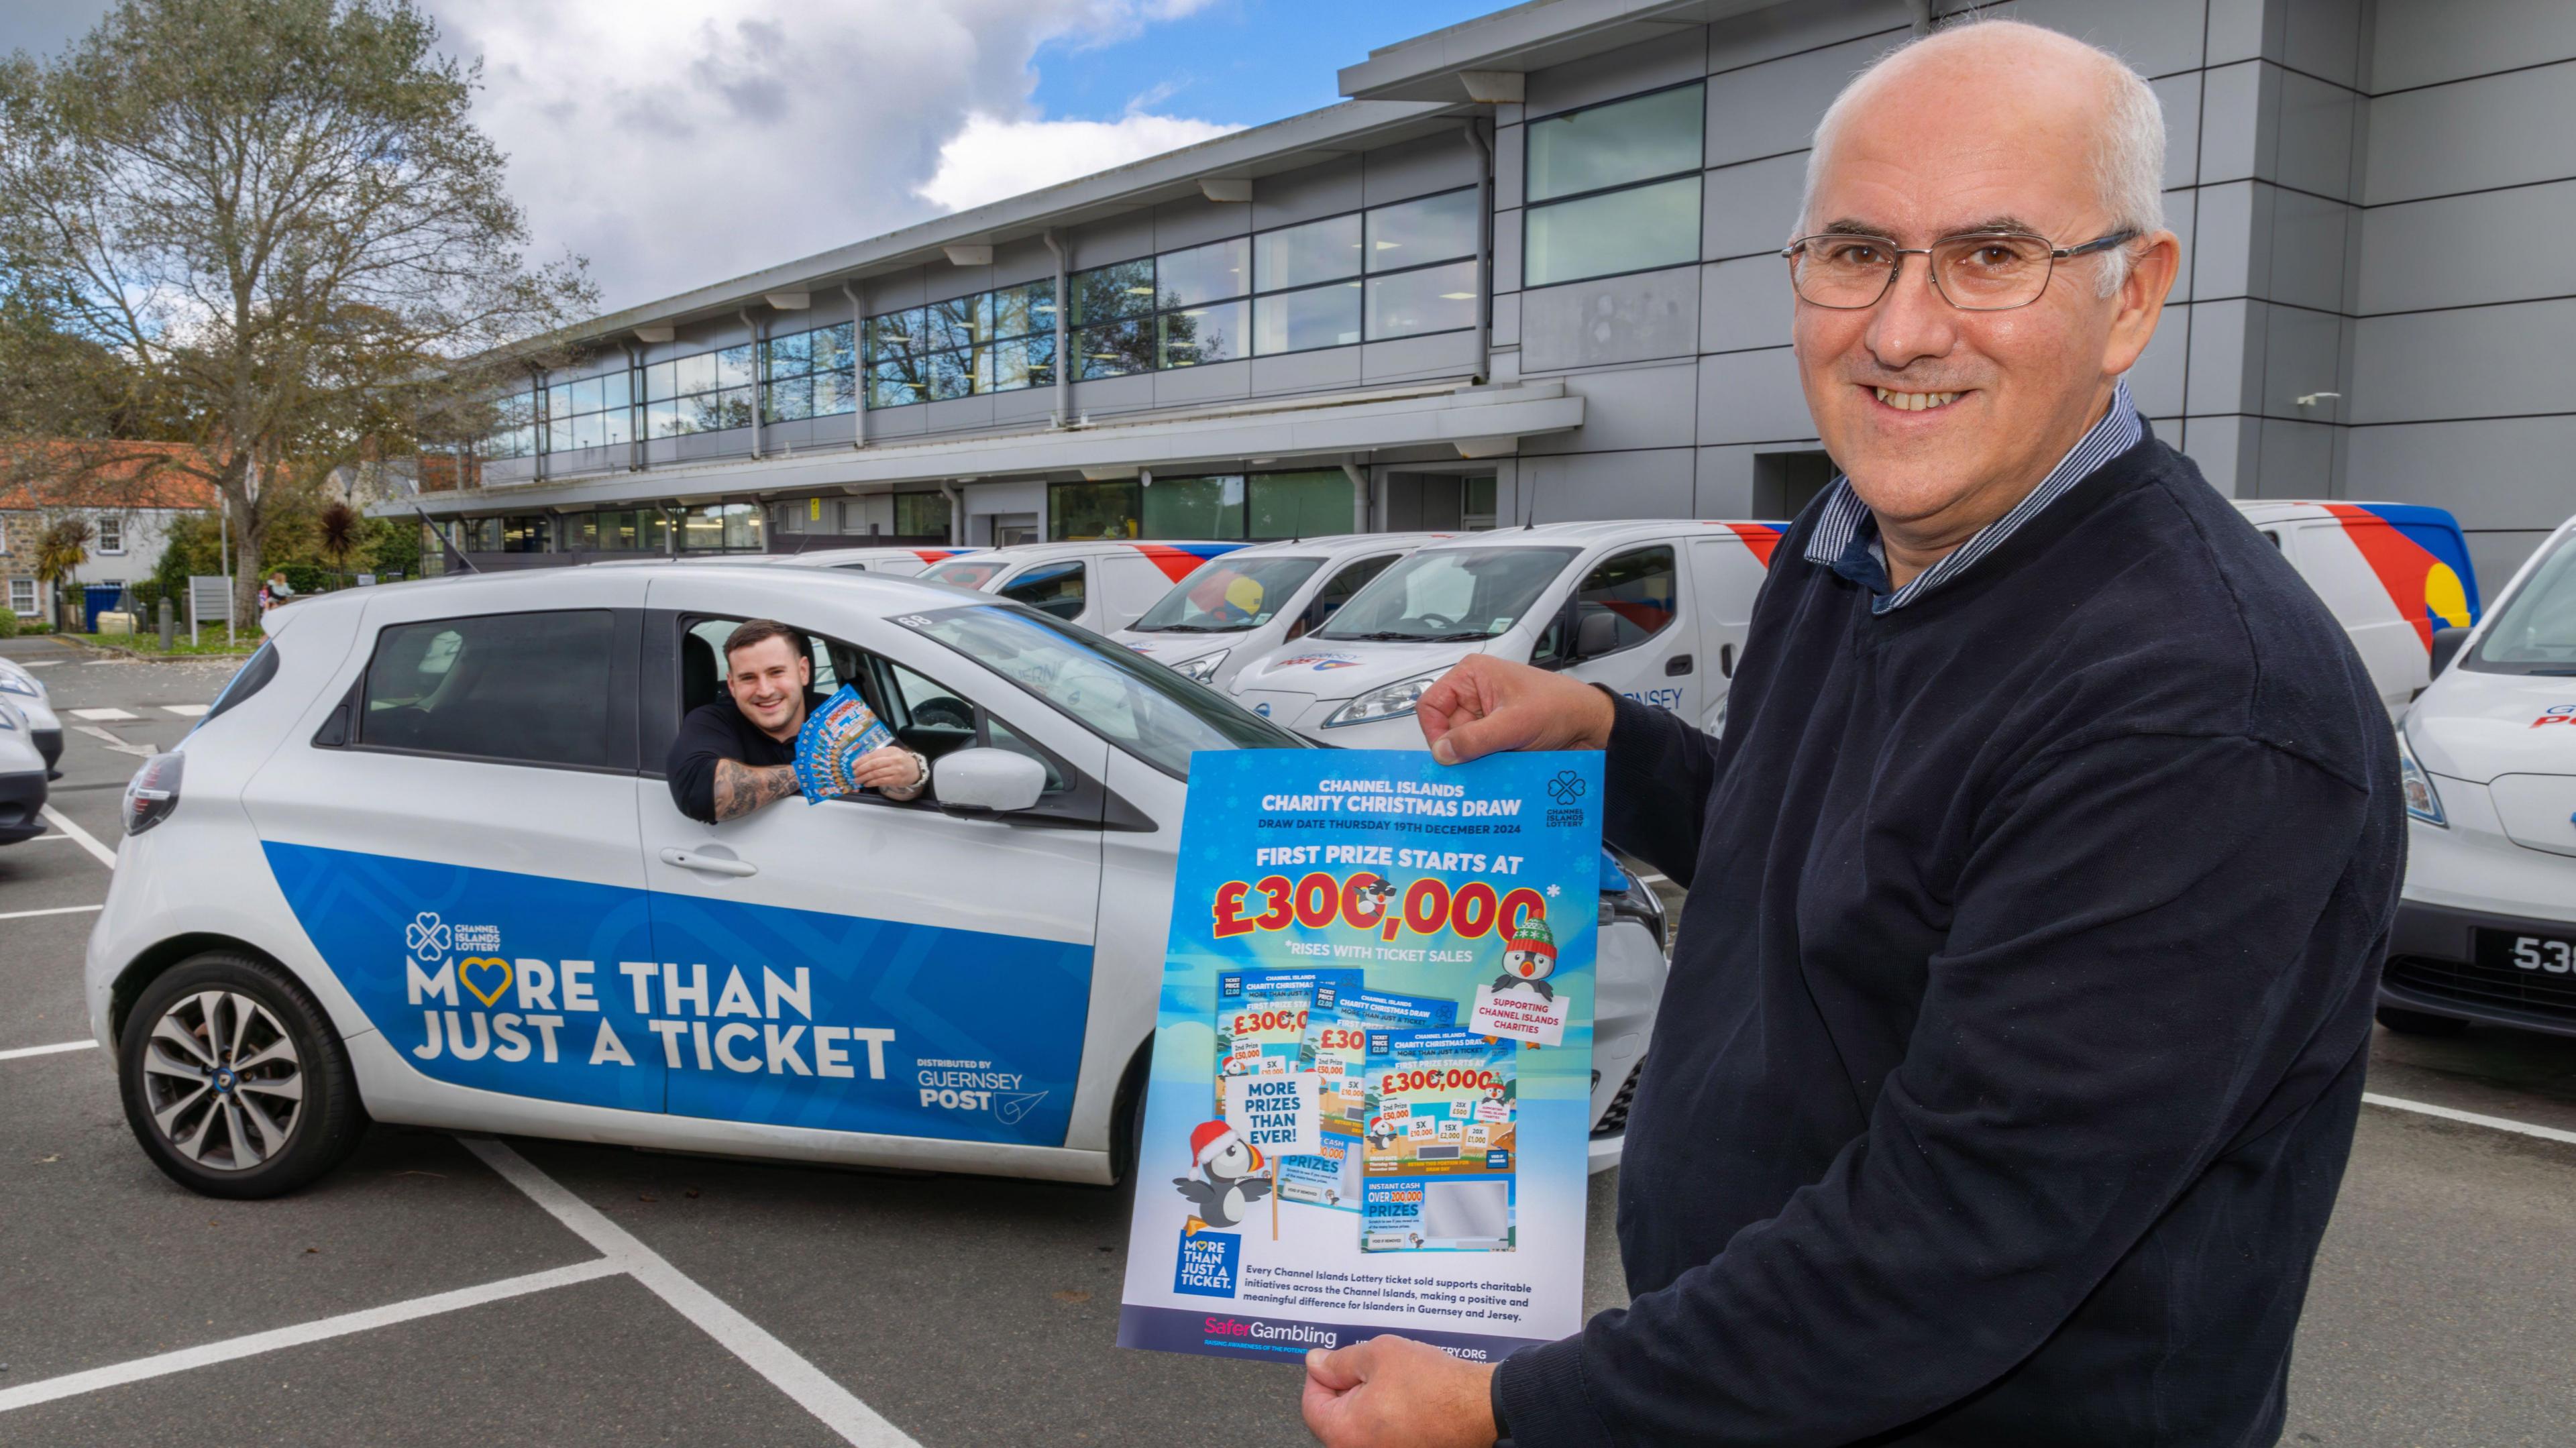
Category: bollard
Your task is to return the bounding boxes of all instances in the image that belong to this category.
[158,596,174,651]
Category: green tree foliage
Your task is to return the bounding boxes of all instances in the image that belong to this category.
[0,0,594,623]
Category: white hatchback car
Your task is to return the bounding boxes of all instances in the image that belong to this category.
[0,655,63,775]
[1111,533,1454,689]
[2378,514,2576,1038]
[86,565,1665,1198]
[0,695,46,842]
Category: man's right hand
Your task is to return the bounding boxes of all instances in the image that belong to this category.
[1417,655,1617,764]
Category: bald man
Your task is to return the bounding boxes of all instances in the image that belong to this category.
[1301,19,2400,1448]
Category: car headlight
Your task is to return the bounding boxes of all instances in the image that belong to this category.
[1171,650,1228,683]
[1324,673,1440,729]
[0,665,38,700]
[2396,726,2446,828]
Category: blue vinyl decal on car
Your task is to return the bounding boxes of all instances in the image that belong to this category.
[264,842,1093,1146]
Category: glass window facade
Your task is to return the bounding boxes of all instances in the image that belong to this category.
[872,281,1059,406]
[479,319,858,459]
[1048,469,1353,542]
[893,492,951,539]
[1523,84,1705,287]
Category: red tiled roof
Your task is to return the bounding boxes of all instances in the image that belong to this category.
[0,441,223,512]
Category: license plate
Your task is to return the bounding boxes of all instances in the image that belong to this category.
[2475,929,2576,976]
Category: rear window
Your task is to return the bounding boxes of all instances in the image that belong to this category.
[358,610,619,768]
[199,642,280,727]
[922,558,1009,589]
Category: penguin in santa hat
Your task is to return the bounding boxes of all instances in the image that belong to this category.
[1173,1119,1272,1232]
[1494,911,1559,1001]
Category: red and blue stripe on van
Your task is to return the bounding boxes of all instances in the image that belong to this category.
[2318,503,2480,651]
[1127,541,1248,582]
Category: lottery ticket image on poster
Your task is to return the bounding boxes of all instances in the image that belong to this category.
[1118,748,1601,1365]
[1360,1029,1517,1252]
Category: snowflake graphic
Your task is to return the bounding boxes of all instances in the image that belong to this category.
[1544,883,1562,899]
[1547,771,1587,805]
[406,912,450,961]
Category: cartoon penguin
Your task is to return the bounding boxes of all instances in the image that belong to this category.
[1348,873,1398,926]
[1495,911,1559,1001]
[1365,1117,1400,1154]
[1173,1120,1272,1231]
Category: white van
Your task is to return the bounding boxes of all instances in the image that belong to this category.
[920,540,1247,634]
[1110,533,1454,689]
[2233,500,2481,718]
[1228,520,1786,746]
[770,545,984,576]
[82,565,1666,1196]
[2373,513,2576,1040]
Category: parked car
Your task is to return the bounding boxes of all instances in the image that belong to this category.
[0,655,62,777]
[0,696,46,842]
[1227,520,1786,746]
[2374,513,2576,1038]
[1112,533,1454,689]
[920,540,1248,634]
[85,564,1663,1198]
[768,545,984,576]
[2233,500,2481,718]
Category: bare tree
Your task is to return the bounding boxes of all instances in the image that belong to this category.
[0,0,593,620]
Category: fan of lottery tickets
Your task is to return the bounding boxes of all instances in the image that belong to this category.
[793,685,897,803]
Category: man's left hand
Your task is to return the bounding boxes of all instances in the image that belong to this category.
[845,744,924,792]
[1301,1336,1497,1448]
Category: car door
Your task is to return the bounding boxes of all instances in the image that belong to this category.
[1689,531,1774,730]
[635,575,1110,1151]
[1540,545,1699,720]
[998,558,1089,627]
[242,571,666,1117]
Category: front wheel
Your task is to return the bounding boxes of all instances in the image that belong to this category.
[119,952,367,1199]
[2375,1005,2471,1038]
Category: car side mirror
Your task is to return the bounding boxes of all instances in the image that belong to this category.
[2429,626,2469,678]
[1575,610,1623,660]
[933,746,1047,816]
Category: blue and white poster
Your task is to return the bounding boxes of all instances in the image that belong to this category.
[1118,748,1600,1364]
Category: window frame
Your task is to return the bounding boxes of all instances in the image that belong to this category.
[328,607,641,775]
[95,514,125,555]
[1534,543,1681,666]
[1520,79,1708,291]
[9,577,36,616]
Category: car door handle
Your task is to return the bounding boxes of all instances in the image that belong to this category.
[660,847,758,878]
[1664,654,1693,677]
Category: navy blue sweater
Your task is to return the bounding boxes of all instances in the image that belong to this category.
[1495,433,2403,1445]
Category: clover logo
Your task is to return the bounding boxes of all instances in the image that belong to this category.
[406,912,451,962]
[1547,771,1587,805]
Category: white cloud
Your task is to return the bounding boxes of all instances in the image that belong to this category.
[423,0,1231,313]
[918,113,1241,214]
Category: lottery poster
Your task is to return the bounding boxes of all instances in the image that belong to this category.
[1117,748,1601,1365]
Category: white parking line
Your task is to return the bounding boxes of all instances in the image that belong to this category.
[0,1039,96,1061]
[0,903,103,920]
[0,1259,622,1415]
[460,1136,920,1447]
[39,805,116,868]
[2364,1092,2576,1149]
[161,703,209,717]
[69,708,138,721]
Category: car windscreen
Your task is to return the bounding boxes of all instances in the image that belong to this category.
[1132,555,1327,633]
[2466,531,2576,675]
[1316,547,1580,643]
[921,558,1010,589]
[893,604,1309,776]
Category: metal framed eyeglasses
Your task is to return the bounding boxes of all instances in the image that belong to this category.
[1780,229,2138,311]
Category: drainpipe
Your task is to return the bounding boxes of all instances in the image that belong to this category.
[624,341,645,472]
[1042,229,1071,427]
[938,481,963,546]
[839,280,868,448]
[1341,461,1369,533]
[740,307,764,460]
[1464,120,1493,386]
[531,364,550,485]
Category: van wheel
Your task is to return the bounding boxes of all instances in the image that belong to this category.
[2376,1005,2471,1038]
[119,952,366,1199]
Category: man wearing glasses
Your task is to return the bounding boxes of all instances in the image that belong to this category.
[1303,18,2401,1448]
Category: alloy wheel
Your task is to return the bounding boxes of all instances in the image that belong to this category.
[138,990,304,1170]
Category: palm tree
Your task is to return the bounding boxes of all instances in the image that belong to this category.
[318,500,360,584]
[34,516,90,630]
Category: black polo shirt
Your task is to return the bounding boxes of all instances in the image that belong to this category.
[665,690,821,824]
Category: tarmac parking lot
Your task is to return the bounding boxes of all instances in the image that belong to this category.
[6,634,2576,1446]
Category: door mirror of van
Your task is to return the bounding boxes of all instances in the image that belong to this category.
[2429,626,2470,678]
[1575,610,1623,660]
[933,746,1049,816]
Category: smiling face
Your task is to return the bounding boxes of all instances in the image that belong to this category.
[1790,27,2178,548]
[725,635,812,740]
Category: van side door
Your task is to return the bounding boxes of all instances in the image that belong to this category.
[1689,530,1776,732]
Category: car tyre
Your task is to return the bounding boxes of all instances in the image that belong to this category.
[119,952,367,1199]
[2375,1004,2471,1038]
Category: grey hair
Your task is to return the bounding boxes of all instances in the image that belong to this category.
[1794,17,2165,295]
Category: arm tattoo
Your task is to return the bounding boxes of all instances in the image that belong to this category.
[712,759,799,821]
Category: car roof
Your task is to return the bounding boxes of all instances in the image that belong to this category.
[2231,500,2465,529]
[773,545,986,567]
[272,560,986,620]
[1410,519,1789,551]
[958,539,1242,564]
[1191,531,1458,562]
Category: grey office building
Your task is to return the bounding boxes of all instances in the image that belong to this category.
[407,0,2573,590]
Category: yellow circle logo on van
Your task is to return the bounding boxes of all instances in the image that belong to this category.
[458,956,513,1008]
[2425,562,2471,629]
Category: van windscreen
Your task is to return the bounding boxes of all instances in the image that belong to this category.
[1315,547,1579,643]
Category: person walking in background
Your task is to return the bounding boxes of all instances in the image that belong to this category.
[1301,19,2404,1447]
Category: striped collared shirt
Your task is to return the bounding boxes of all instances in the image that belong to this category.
[1805,378,2145,614]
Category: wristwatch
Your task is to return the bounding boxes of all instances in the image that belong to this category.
[906,749,931,790]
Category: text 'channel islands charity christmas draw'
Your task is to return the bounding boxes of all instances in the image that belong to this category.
[1118,748,1602,1363]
